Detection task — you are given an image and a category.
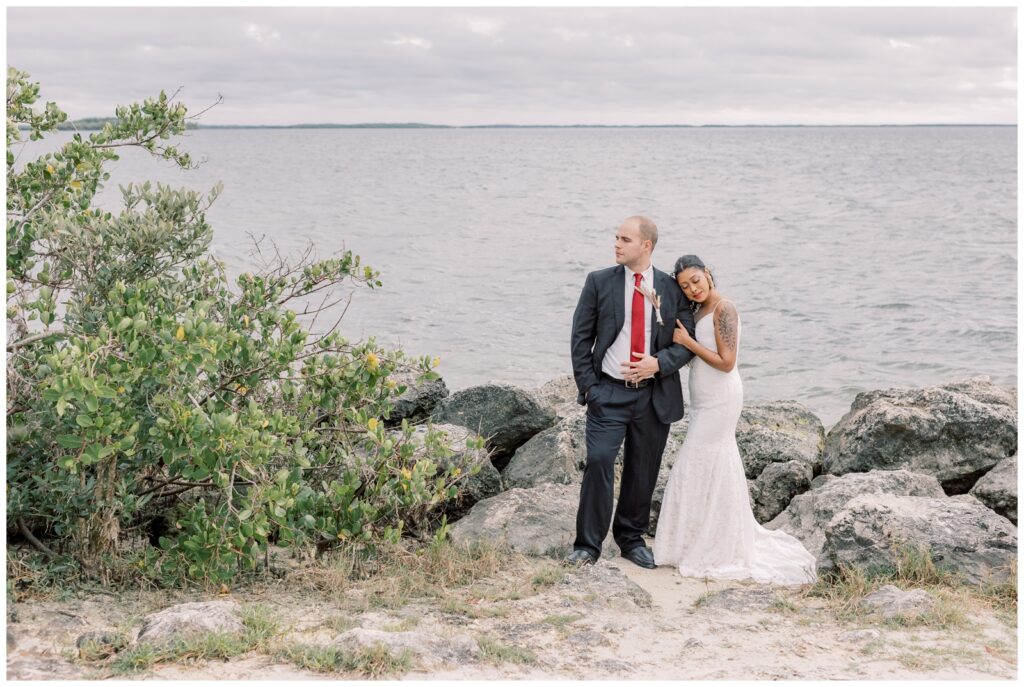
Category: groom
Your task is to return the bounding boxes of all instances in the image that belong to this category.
[568,215,696,568]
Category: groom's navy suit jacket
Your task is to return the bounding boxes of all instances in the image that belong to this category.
[571,265,697,425]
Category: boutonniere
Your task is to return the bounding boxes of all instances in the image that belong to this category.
[635,280,664,326]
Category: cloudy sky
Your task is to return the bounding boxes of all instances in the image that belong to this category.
[6,6,1018,125]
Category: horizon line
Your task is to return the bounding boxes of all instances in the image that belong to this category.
[56,118,1017,130]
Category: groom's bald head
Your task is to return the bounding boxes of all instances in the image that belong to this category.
[624,215,658,249]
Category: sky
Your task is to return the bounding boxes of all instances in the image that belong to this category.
[6,6,1018,126]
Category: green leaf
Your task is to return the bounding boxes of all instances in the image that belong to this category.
[75,413,94,428]
[56,434,84,449]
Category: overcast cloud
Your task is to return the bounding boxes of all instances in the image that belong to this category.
[6,7,1018,125]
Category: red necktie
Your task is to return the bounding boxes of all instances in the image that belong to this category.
[631,273,645,362]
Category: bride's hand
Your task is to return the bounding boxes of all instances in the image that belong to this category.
[673,318,694,347]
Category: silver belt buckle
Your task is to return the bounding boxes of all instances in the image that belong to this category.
[626,378,640,389]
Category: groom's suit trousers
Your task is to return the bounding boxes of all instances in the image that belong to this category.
[574,379,671,558]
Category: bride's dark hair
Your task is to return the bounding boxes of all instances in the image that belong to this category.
[673,254,715,313]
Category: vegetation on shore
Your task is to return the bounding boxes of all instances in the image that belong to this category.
[6,67,482,591]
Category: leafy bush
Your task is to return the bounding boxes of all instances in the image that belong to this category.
[6,68,483,586]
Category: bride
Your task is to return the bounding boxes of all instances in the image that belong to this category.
[652,255,816,585]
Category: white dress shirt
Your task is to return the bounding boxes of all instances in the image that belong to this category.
[601,265,654,379]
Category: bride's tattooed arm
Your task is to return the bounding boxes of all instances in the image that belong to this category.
[671,299,739,373]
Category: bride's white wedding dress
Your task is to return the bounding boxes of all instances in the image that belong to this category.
[653,301,817,585]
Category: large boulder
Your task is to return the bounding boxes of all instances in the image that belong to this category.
[448,483,619,559]
[822,378,1017,494]
[503,411,587,489]
[136,601,244,645]
[736,402,825,479]
[821,493,1018,585]
[402,423,501,520]
[749,460,813,523]
[432,384,556,470]
[534,375,583,422]
[385,370,449,426]
[765,469,945,559]
[970,454,1017,525]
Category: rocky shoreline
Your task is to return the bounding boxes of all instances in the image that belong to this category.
[408,373,1016,584]
[6,374,1017,680]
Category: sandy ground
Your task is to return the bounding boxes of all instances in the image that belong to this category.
[6,555,1018,680]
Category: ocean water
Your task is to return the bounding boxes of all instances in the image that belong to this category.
[15,126,1017,427]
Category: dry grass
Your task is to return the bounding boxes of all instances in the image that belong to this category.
[805,544,1017,630]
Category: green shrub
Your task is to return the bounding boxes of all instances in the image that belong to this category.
[6,68,483,586]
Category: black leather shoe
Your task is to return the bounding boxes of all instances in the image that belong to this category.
[565,549,596,567]
[621,545,656,569]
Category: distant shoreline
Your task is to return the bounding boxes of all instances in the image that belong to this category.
[48,120,1017,131]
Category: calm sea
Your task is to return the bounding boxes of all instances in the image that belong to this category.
[17,127,1017,427]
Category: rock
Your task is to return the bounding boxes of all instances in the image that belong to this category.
[503,412,587,489]
[683,637,704,648]
[567,629,610,647]
[333,628,478,664]
[432,384,556,470]
[449,483,620,557]
[970,454,1017,524]
[737,402,825,479]
[7,629,15,650]
[558,560,653,610]
[403,423,501,520]
[136,601,245,645]
[821,493,1018,585]
[822,378,1017,493]
[766,469,946,559]
[535,375,582,421]
[696,587,780,611]
[749,460,813,523]
[860,584,936,619]
[76,631,127,658]
[385,370,449,426]
[838,629,881,642]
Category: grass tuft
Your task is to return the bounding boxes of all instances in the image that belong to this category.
[476,636,537,665]
[277,642,412,677]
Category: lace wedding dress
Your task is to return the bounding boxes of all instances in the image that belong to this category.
[653,302,817,585]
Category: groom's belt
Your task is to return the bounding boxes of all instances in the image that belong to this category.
[601,372,653,390]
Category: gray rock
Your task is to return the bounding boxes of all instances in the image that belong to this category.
[333,628,478,664]
[450,483,622,558]
[386,370,449,426]
[766,469,946,559]
[503,411,587,489]
[449,483,586,557]
[7,629,15,650]
[432,384,556,470]
[750,460,813,523]
[535,375,582,421]
[136,601,244,645]
[737,402,825,479]
[403,423,500,520]
[683,637,704,648]
[696,587,780,611]
[970,454,1017,525]
[822,493,1018,585]
[558,560,653,610]
[567,629,610,647]
[838,629,881,642]
[823,378,1017,493]
[860,584,936,619]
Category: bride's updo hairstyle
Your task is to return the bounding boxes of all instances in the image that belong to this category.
[673,254,715,312]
